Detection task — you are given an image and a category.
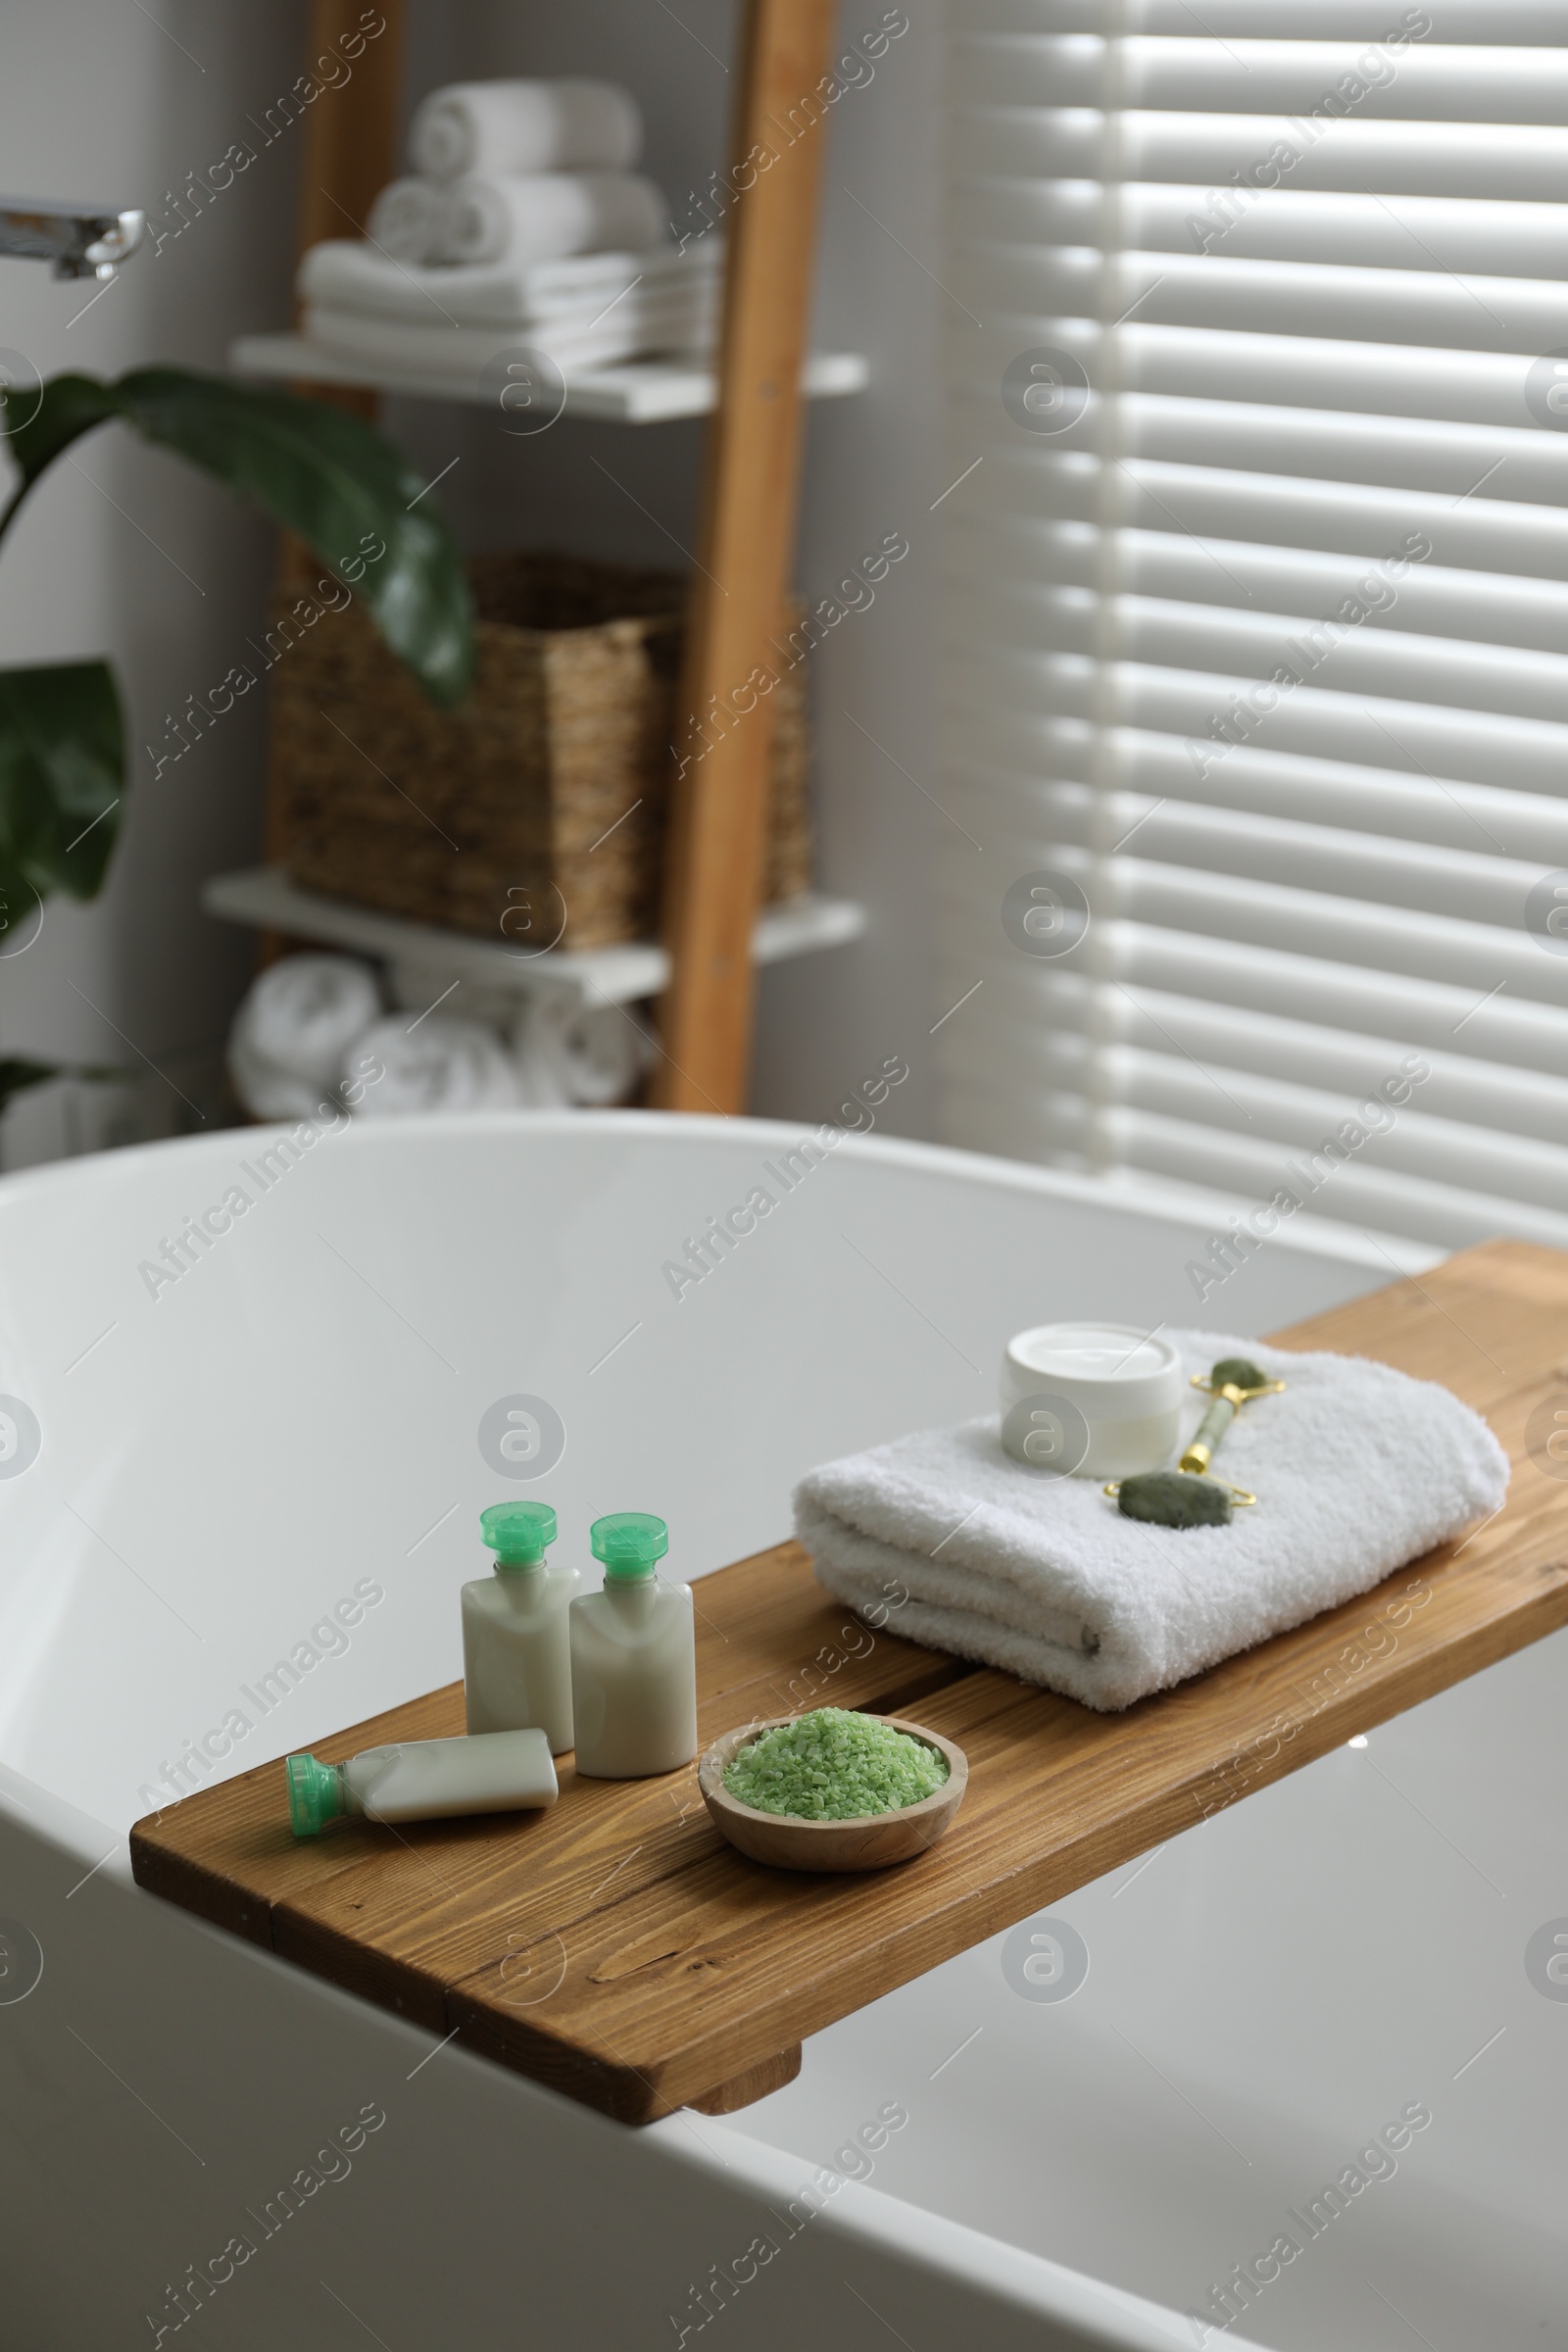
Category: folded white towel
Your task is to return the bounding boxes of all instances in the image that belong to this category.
[411,78,642,183]
[297,238,721,329]
[366,176,445,265]
[302,297,713,378]
[513,994,649,1109]
[796,1329,1509,1712]
[434,171,668,268]
[227,955,381,1119]
[347,1014,520,1117]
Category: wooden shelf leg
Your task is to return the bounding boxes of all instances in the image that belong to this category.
[652,0,841,1113]
[260,0,408,967]
[294,1,409,307]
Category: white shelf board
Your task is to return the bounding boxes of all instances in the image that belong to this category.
[201,867,866,1005]
[229,334,869,423]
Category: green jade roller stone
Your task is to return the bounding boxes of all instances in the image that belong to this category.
[1117,1470,1234,1528]
[1115,1356,1272,1529]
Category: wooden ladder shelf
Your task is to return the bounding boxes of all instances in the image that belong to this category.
[275,0,842,1109]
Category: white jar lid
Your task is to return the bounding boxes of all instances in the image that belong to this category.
[1004,1322,1183,1418]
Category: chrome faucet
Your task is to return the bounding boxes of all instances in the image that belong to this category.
[0,196,144,280]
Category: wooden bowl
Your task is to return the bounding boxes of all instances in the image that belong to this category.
[698,1714,968,1873]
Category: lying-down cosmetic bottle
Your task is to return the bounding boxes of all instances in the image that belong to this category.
[286,1727,558,1836]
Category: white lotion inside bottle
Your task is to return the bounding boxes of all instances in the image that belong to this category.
[462,1499,577,1751]
[570,1511,697,1780]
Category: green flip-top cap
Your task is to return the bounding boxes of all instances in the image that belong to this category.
[591,1511,668,1580]
[286,1751,345,1839]
[480,1500,558,1567]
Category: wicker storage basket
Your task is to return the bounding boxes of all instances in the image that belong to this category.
[271,552,811,954]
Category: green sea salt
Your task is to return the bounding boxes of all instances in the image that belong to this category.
[723,1708,949,1821]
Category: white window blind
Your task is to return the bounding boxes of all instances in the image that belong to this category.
[939,0,1568,1253]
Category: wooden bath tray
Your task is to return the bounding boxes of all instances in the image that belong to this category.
[131,1240,1568,2124]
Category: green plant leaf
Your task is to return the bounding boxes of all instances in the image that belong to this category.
[0,1056,128,1119]
[0,1054,64,1112]
[0,368,474,707]
[0,662,123,902]
[0,370,120,489]
[0,1056,61,1116]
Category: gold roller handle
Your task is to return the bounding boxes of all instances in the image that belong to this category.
[1180,1391,1237,1475]
[1178,1363,1287,1478]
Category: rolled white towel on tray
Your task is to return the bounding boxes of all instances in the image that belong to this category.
[411,78,641,182]
[435,171,667,268]
[227,955,381,1118]
[297,238,721,329]
[365,176,445,265]
[795,1329,1509,1712]
[347,1014,520,1117]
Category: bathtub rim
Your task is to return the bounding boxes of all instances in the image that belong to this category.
[0,1104,1442,1279]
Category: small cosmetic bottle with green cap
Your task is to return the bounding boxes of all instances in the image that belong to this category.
[569,1513,697,1779]
[462,1500,578,1752]
[286,1728,557,1838]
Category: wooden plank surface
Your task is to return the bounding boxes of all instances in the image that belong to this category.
[653,0,840,1113]
[131,1241,1568,2123]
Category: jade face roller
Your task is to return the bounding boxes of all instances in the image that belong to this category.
[1179,1356,1287,1481]
[1105,1355,1286,1528]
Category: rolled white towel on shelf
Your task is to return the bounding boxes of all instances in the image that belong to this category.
[347,1014,521,1118]
[227,954,381,1119]
[297,237,722,329]
[434,172,668,269]
[365,176,445,265]
[510,1019,570,1110]
[411,77,642,182]
[513,995,649,1108]
[228,1034,344,1124]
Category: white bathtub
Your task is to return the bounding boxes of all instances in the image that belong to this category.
[0,1111,1554,2350]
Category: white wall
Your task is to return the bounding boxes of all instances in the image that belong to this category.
[0,0,945,1162]
[0,0,310,1165]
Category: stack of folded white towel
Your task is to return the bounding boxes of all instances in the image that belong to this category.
[301,77,721,377]
[227,955,649,1122]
